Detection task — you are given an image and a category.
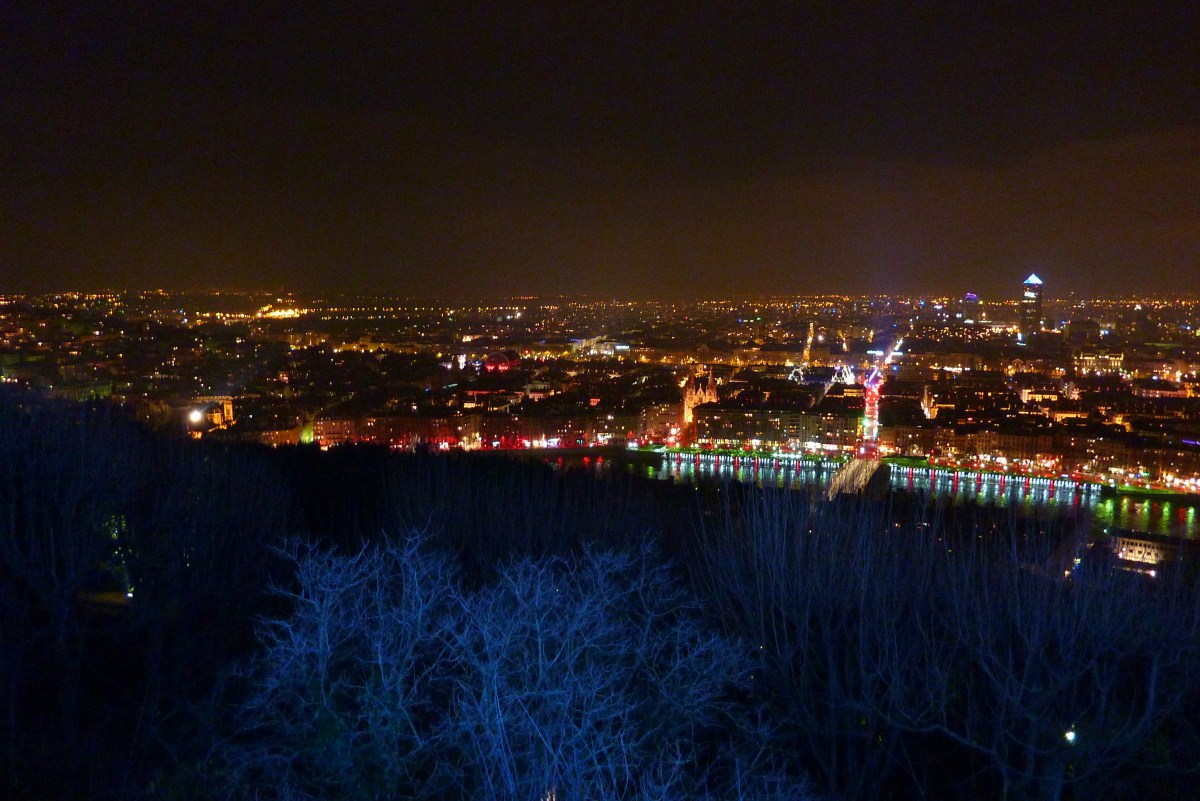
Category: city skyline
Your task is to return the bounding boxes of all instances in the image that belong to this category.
[3,4,1198,299]
[4,283,1200,495]
[4,7,1200,791]
[4,267,1200,798]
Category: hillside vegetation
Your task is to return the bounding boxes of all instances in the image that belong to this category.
[1,388,1198,801]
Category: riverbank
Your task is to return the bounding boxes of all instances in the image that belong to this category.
[647,447,1200,505]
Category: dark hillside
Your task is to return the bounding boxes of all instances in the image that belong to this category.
[2,388,1199,800]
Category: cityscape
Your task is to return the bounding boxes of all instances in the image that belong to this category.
[5,278,1200,494]
[4,4,1200,801]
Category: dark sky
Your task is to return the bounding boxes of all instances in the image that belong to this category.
[3,2,1199,300]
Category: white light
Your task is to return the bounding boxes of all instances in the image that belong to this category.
[188,409,204,424]
[1064,729,1076,745]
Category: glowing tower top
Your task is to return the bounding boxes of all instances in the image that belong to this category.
[1020,273,1044,340]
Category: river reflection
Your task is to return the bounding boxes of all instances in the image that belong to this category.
[550,452,1200,540]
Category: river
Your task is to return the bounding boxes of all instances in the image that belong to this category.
[542,450,1200,540]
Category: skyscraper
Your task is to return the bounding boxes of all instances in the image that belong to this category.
[961,292,980,324]
[1019,273,1043,340]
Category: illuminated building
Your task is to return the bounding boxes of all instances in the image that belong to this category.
[190,395,235,428]
[693,403,861,452]
[681,370,718,425]
[314,416,358,447]
[1074,348,1124,373]
[1131,378,1188,399]
[1019,273,1043,341]
[960,292,980,324]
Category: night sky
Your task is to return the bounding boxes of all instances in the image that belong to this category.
[3,3,1198,300]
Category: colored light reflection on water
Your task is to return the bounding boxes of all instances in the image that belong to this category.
[576,454,1200,539]
[1089,496,1200,539]
[544,450,1200,537]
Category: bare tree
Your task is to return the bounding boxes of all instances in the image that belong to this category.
[911,535,1200,801]
[214,536,460,801]
[444,544,748,801]
[689,490,944,801]
[690,486,1200,801]
[208,534,818,801]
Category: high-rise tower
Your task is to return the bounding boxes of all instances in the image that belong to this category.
[961,292,980,324]
[1019,273,1043,341]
